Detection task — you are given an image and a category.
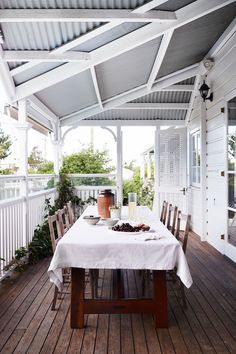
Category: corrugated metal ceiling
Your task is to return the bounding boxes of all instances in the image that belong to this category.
[130,91,191,104]
[83,109,187,121]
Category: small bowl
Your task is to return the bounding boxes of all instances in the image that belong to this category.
[83,215,101,225]
[102,218,119,227]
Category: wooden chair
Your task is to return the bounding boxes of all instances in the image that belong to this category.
[57,207,71,235]
[66,201,76,225]
[172,211,191,307]
[160,200,168,225]
[48,213,69,310]
[166,204,178,235]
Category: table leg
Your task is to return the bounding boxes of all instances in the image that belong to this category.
[153,270,168,328]
[71,267,85,329]
[112,269,124,299]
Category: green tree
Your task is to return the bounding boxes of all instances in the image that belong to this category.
[60,146,114,186]
[61,146,113,174]
[28,146,44,167]
[28,146,54,174]
[0,128,12,160]
[0,128,13,175]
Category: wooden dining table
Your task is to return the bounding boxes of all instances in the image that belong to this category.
[48,205,192,329]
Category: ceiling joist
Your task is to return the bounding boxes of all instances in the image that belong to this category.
[9,0,166,77]
[61,63,199,126]
[12,0,233,103]
[2,51,91,62]
[0,9,176,23]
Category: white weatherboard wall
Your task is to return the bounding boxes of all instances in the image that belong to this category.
[188,32,236,255]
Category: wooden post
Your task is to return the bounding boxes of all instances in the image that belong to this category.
[153,270,168,328]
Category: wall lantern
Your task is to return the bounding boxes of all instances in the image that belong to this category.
[199,80,213,102]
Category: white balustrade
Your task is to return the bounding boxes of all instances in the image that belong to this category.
[0,173,118,280]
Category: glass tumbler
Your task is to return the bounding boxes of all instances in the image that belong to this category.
[128,192,137,220]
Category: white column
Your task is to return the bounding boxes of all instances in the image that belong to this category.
[147,152,152,179]
[52,140,62,175]
[153,126,160,216]
[140,153,145,180]
[17,99,32,245]
[200,89,207,241]
[117,126,123,205]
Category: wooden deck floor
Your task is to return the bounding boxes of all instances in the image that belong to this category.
[0,232,236,354]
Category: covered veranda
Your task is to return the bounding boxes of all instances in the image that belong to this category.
[0,1,236,353]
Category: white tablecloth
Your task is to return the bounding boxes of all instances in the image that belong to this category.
[48,206,193,290]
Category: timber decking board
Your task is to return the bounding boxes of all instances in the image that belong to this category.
[0,232,235,354]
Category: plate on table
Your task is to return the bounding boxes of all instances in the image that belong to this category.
[110,222,152,235]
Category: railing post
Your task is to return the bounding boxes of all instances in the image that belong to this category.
[17,99,31,246]
[117,126,123,205]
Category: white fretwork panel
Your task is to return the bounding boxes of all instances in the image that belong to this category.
[158,128,187,214]
[160,131,184,187]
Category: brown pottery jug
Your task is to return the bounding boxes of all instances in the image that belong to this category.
[97,189,115,218]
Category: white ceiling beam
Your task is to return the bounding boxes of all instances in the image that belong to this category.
[61,63,199,126]
[133,0,169,13]
[27,95,58,124]
[207,18,236,58]
[0,46,15,102]
[0,9,176,23]
[10,1,166,77]
[2,51,91,62]
[147,30,174,91]
[13,0,233,102]
[68,119,185,127]
[118,103,189,110]
[90,66,103,109]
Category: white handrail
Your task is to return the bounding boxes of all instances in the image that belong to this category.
[68,173,116,178]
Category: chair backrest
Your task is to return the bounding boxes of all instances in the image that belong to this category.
[57,207,71,235]
[160,200,168,225]
[66,201,75,225]
[48,214,63,253]
[174,212,191,253]
[166,204,178,234]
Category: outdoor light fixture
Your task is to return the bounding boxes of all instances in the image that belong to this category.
[199,80,213,102]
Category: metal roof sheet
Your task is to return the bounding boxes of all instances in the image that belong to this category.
[155,0,196,11]
[156,3,236,79]
[83,109,187,121]
[96,37,162,101]
[130,91,191,104]
[35,69,98,117]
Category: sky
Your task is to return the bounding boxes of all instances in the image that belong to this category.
[1,121,155,169]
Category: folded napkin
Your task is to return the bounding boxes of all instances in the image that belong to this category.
[135,234,163,241]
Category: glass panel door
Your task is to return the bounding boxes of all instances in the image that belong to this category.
[227,96,236,260]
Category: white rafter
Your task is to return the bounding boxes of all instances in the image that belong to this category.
[133,0,169,13]
[10,0,167,77]
[0,46,15,102]
[184,74,202,124]
[27,95,58,124]
[61,63,199,126]
[13,0,233,103]
[90,66,103,109]
[117,103,189,110]
[0,9,176,23]
[2,51,91,62]
[147,30,174,91]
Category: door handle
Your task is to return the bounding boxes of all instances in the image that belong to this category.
[180,187,186,195]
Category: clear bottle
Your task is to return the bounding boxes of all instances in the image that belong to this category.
[128,192,137,220]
